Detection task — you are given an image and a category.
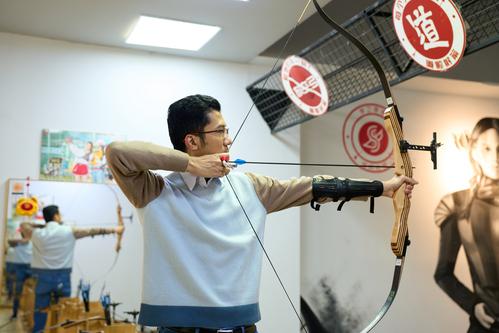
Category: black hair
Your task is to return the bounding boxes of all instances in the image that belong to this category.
[167,94,221,152]
[42,205,59,223]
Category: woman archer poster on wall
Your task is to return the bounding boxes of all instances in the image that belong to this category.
[434,117,499,332]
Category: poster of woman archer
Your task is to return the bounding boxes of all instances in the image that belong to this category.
[40,129,127,183]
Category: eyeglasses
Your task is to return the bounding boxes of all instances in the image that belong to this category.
[182,128,229,142]
[191,128,229,138]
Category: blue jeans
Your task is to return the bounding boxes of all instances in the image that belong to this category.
[32,272,71,333]
[13,265,31,316]
[5,263,15,299]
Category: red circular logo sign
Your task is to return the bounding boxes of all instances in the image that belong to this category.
[393,0,466,72]
[281,55,329,117]
[342,104,394,173]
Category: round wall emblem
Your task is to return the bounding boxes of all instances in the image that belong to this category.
[281,55,329,117]
[342,104,394,173]
[393,0,466,72]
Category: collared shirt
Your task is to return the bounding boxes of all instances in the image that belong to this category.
[30,221,76,270]
[179,172,214,191]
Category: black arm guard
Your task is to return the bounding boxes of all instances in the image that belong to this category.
[311,178,383,213]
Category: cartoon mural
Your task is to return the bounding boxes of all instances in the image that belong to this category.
[40,129,126,183]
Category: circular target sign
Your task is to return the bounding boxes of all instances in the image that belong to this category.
[393,0,466,72]
[281,55,329,117]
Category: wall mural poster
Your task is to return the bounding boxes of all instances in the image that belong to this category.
[434,117,499,332]
[40,129,126,183]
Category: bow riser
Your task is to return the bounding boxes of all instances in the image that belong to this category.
[390,197,410,255]
[384,106,412,256]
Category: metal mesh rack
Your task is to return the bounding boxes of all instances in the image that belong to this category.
[246,0,499,133]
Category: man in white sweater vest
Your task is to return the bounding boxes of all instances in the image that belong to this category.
[106,94,418,333]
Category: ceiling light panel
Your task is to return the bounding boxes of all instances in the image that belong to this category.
[126,16,221,51]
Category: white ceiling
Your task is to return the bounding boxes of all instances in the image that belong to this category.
[0,0,331,63]
[0,0,497,84]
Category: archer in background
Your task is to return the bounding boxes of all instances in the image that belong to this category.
[106,94,418,333]
[20,205,124,333]
[4,247,16,302]
[435,117,499,333]
[6,234,32,320]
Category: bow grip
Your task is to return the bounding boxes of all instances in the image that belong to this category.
[384,106,412,256]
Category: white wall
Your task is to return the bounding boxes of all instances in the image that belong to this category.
[300,77,499,332]
[0,32,302,332]
[3,30,498,333]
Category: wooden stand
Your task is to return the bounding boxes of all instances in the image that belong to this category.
[37,298,136,333]
[61,316,135,333]
[14,284,134,333]
[19,277,36,330]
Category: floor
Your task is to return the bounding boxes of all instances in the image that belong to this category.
[0,305,30,333]
[0,279,31,333]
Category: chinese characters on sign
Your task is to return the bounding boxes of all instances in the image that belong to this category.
[293,76,319,98]
[393,0,466,72]
[406,5,450,51]
[281,55,329,117]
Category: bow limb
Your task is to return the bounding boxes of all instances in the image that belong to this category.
[116,204,124,253]
[312,0,397,108]
[90,185,124,285]
[102,183,124,253]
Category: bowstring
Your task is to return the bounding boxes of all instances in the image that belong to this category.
[226,1,312,332]
[225,177,308,332]
[90,183,123,285]
[72,183,123,289]
[231,0,312,146]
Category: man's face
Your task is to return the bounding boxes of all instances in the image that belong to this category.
[194,111,232,156]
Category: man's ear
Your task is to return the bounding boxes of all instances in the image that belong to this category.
[184,135,199,152]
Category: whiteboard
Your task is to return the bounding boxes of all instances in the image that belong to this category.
[3,179,143,323]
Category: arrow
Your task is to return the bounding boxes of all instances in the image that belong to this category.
[230,158,397,168]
